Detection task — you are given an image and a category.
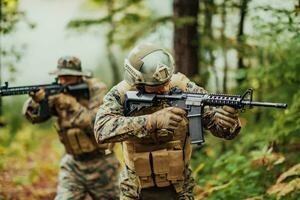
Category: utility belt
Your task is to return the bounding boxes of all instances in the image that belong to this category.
[72,149,107,162]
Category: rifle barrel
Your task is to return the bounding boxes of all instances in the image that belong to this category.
[244,101,287,109]
[0,83,89,98]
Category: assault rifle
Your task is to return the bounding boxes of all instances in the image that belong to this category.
[0,81,89,98]
[0,81,89,118]
[124,88,287,145]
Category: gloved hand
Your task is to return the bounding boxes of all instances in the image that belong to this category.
[146,107,186,132]
[213,105,240,132]
[29,88,46,103]
[48,93,81,119]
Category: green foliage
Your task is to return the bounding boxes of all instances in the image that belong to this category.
[0,98,62,199]
[67,0,174,84]
[252,4,300,43]
[0,97,52,146]
[271,90,300,146]
[1,0,22,82]
[193,2,300,199]
[67,0,171,49]
[0,0,35,82]
[0,125,62,199]
[0,0,23,34]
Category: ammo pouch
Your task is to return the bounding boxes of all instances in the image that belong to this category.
[56,126,111,155]
[124,140,185,192]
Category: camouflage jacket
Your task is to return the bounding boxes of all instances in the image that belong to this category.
[23,78,109,154]
[94,73,241,144]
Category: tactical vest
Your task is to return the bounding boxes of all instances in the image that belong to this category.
[118,73,192,192]
[55,78,112,155]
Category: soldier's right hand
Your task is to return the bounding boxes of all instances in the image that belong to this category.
[146,107,186,131]
[29,88,45,103]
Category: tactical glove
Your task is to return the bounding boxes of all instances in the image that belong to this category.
[29,88,46,103]
[146,107,186,132]
[213,105,240,132]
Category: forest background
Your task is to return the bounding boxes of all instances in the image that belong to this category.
[0,0,300,199]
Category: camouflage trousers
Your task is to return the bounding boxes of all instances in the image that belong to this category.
[55,153,119,200]
[119,167,195,200]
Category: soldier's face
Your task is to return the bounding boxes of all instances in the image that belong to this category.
[144,81,171,94]
[58,75,82,85]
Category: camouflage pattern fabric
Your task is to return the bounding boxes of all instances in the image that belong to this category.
[119,167,195,200]
[94,83,149,143]
[23,78,120,200]
[94,73,241,199]
[55,154,119,200]
[49,56,91,77]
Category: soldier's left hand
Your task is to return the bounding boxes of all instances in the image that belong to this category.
[214,105,240,131]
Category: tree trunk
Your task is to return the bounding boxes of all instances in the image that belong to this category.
[237,0,249,84]
[0,56,2,115]
[221,0,228,93]
[107,42,120,85]
[0,60,3,127]
[106,0,121,85]
[203,0,219,91]
[0,76,2,115]
[173,0,199,77]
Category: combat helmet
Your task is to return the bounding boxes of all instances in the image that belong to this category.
[124,43,174,86]
[49,56,91,77]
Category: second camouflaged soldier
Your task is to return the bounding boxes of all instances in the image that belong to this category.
[94,44,241,200]
[23,56,119,200]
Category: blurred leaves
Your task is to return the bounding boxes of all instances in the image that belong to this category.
[267,164,300,199]
[251,146,285,170]
[0,0,23,34]
[0,124,62,199]
[1,0,35,81]
[192,1,300,197]
[275,164,300,184]
[194,180,233,200]
[67,0,172,49]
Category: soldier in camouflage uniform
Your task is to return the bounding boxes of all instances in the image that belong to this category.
[94,43,242,200]
[23,56,119,200]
